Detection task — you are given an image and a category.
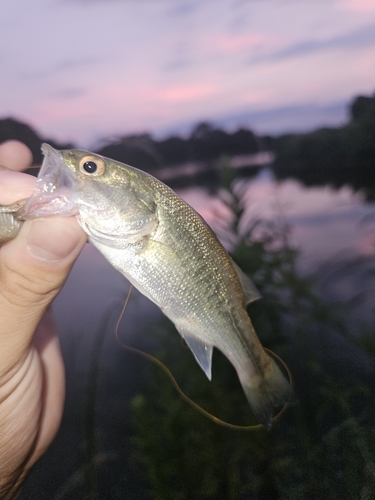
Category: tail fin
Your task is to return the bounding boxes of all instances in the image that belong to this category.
[239,357,295,429]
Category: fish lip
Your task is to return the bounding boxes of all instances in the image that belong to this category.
[20,143,79,219]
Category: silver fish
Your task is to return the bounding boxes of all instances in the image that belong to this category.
[0,200,27,243]
[17,144,294,427]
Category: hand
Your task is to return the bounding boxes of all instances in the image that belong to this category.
[0,141,87,498]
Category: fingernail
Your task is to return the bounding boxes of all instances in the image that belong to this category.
[27,219,82,262]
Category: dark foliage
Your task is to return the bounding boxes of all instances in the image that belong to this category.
[155,136,188,165]
[0,117,74,165]
[95,123,259,170]
[270,92,375,200]
[96,134,163,171]
[350,94,375,122]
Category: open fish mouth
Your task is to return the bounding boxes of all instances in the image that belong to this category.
[20,143,79,219]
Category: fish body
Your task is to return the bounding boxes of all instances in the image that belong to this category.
[18,144,293,427]
[0,200,26,243]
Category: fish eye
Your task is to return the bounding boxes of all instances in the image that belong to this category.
[83,161,97,173]
[79,155,106,176]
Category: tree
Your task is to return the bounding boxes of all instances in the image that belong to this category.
[350,94,375,122]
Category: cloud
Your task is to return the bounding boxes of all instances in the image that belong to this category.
[166,0,200,17]
[52,56,104,73]
[335,0,375,12]
[156,84,217,103]
[215,34,266,54]
[214,100,349,135]
[164,56,191,71]
[61,0,145,4]
[250,23,375,64]
[20,56,105,80]
[163,41,192,72]
[52,87,87,100]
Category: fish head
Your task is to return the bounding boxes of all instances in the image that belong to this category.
[22,144,158,246]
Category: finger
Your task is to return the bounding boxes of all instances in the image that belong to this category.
[0,168,86,378]
[0,215,86,377]
[0,141,33,172]
[0,167,36,207]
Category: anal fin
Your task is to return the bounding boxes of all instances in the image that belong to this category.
[177,327,213,380]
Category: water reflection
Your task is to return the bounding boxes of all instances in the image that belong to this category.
[177,169,375,332]
[177,168,375,271]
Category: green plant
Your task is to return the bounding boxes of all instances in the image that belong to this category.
[130,160,375,500]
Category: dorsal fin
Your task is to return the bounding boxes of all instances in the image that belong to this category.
[231,259,261,305]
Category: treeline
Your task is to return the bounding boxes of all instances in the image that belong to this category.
[0,119,259,170]
[268,92,375,172]
[97,123,259,171]
[0,118,74,166]
[0,91,374,175]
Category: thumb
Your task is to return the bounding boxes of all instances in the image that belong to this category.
[0,215,86,376]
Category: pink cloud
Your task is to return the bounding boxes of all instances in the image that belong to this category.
[35,98,95,127]
[156,85,218,103]
[93,83,218,105]
[335,0,375,12]
[30,81,223,142]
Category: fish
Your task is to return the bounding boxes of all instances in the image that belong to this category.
[8,143,294,428]
[0,200,26,243]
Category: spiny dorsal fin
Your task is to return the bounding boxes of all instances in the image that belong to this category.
[231,258,261,305]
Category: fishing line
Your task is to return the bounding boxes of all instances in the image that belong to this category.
[115,286,293,431]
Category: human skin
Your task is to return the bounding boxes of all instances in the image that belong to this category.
[0,141,87,498]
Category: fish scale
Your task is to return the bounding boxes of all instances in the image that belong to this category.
[0,201,26,243]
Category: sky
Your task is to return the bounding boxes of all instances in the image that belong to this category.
[1,0,375,147]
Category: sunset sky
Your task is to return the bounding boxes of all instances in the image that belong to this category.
[1,0,375,147]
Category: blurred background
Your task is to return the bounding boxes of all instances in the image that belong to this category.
[1,0,375,498]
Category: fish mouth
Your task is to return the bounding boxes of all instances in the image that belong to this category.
[20,143,79,219]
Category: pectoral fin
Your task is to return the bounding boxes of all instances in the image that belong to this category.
[176,327,213,380]
[231,259,261,304]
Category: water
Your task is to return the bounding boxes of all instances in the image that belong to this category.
[20,167,375,499]
[178,168,375,270]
